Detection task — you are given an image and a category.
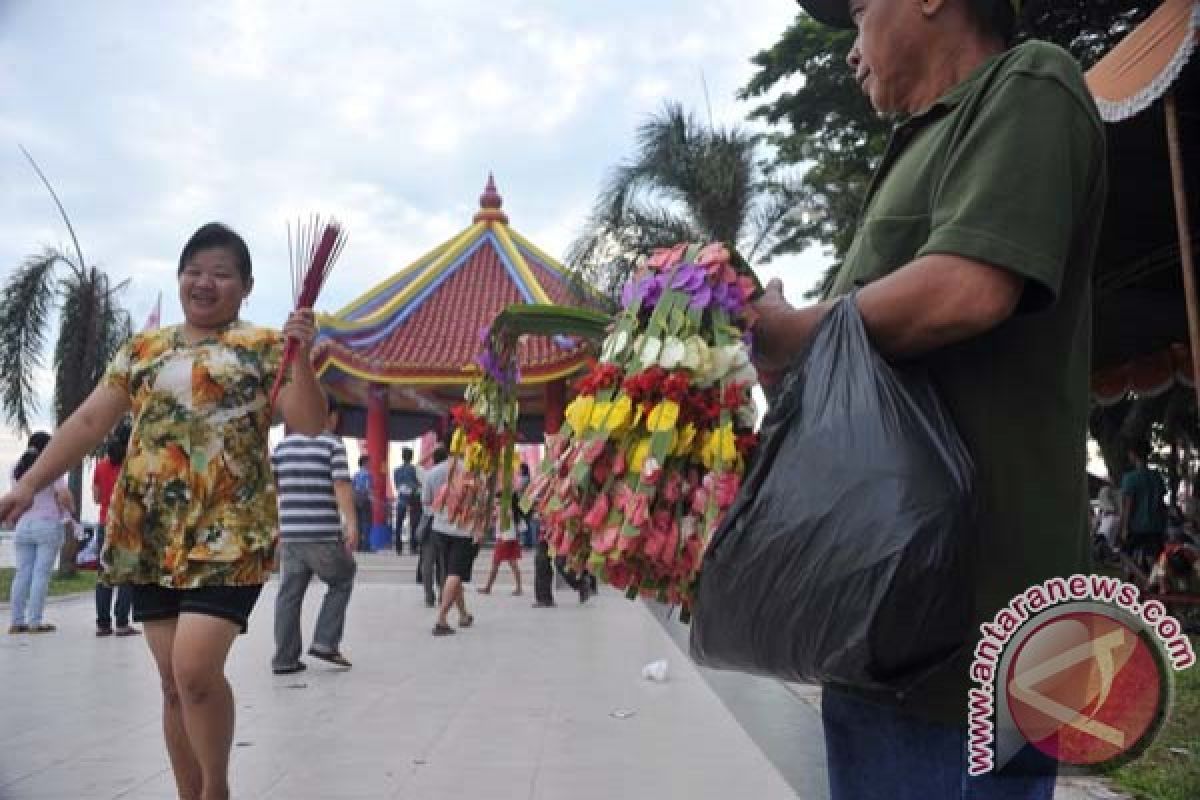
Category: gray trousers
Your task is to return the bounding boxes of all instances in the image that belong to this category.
[273,540,357,669]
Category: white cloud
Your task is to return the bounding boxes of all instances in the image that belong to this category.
[0,0,824,445]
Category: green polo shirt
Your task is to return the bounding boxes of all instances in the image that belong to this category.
[826,41,1107,724]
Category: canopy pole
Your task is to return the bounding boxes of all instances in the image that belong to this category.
[1165,90,1200,418]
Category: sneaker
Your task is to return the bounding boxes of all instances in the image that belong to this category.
[7,625,28,635]
[96,626,114,637]
[272,662,307,675]
[432,623,456,636]
[308,647,352,668]
[28,624,56,633]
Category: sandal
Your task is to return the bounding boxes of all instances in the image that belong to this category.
[7,625,28,635]
[28,624,56,634]
[307,648,352,668]
[272,662,307,676]
[477,587,492,595]
[432,623,456,636]
[459,613,474,629]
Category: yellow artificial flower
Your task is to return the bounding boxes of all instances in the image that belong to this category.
[589,400,613,430]
[630,437,653,473]
[646,400,680,433]
[702,424,738,468]
[565,396,595,434]
[602,394,634,434]
[674,423,698,457]
[450,429,465,455]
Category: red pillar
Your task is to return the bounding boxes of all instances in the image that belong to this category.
[544,378,566,436]
[366,383,390,548]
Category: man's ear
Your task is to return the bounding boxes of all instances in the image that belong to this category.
[920,0,948,19]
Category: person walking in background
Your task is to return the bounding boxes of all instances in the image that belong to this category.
[7,432,75,634]
[478,499,523,596]
[352,455,373,553]
[93,429,138,637]
[0,222,328,800]
[513,462,533,548]
[418,446,447,608]
[1119,439,1168,575]
[392,447,421,555]
[531,518,555,608]
[271,399,358,674]
[424,444,480,635]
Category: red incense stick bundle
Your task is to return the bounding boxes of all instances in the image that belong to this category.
[268,218,345,414]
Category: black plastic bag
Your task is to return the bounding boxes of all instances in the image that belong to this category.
[690,295,975,692]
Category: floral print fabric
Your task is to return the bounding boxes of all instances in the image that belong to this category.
[100,322,283,587]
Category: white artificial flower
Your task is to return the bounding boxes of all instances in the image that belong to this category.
[658,336,686,370]
[601,330,629,362]
[639,335,663,366]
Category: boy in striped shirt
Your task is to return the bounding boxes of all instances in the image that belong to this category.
[270,401,359,673]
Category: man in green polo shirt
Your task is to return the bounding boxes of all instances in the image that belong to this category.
[752,1,1106,797]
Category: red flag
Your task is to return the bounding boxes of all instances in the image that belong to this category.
[142,292,162,331]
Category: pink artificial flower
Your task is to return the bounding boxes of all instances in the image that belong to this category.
[612,449,628,477]
[617,531,641,555]
[613,483,636,513]
[690,486,709,516]
[647,243,688,271]
[592,524,620,554]
[714,473,740,509]
[662,472,683,505]
[592,455,611,486]
[627,493,651,528]
[640,456,663,486]
[581,439,607,464]
[696,242,730,267]
[583,494,610,529]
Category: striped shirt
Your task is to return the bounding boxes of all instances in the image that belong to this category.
[271,433,350,542]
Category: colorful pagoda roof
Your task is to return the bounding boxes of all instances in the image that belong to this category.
[313,176,597,411]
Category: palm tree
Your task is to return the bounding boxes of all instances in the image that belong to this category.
[568,102,798,305]
[0,147,132,577]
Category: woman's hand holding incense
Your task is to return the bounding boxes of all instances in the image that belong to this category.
[283,309,318,357]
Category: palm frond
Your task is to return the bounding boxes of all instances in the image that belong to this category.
[54,268,106,423]
[491,304,612,343]
[0,250,62,432]
[20,146,86,280]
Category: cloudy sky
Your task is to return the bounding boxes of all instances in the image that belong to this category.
[0,0,829,505]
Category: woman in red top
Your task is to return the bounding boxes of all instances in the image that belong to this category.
[93,432,137,636]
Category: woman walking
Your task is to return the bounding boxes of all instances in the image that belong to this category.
[93,430,138,637]
[0,222,327,800]
[7,431,75,634]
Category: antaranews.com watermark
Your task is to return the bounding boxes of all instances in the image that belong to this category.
[967,574,1196,776]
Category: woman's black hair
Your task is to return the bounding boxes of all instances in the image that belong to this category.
[178,222,252,283]
[105,436,128,466]
[14,431,51,482]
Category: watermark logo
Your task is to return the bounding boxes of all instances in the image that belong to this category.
[967,575,1195,776]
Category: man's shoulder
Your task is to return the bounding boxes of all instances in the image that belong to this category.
[994,40,1099,120]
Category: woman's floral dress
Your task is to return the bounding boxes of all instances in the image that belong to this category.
[100,321,284,588]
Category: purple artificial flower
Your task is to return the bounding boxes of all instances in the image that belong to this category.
[688,284,713,310]
[621,274,666,310]
[669,264,707,292]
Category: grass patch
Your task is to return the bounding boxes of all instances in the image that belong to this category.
[1108,635,1199,800]
[0,567,96,603]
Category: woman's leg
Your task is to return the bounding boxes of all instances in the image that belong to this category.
[171,613,241,800]
[510,561,522,595]
[144,619,203,800]
[480,561,499,593]
[9,534,36,627]
[27,527,63,626]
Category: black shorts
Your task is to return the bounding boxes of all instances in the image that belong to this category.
[437,532,479,581]
[131,584,264,634]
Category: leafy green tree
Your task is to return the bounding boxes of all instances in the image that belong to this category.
[568,102,799,306]
[742,1,1161,297]
[0,148,131,576]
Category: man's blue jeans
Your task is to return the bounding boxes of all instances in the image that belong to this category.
[822,687,1056,800]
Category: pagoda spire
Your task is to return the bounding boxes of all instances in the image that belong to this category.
[473,172,509,224]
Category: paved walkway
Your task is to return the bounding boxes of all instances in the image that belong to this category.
[0,551,1124,799]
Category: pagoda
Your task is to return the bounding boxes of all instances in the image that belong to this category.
[312,175,598,543]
